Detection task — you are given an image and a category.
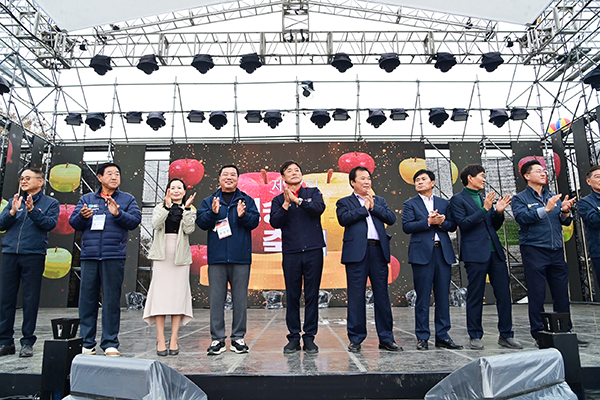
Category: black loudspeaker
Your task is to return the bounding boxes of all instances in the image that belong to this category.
[41,337,83,399]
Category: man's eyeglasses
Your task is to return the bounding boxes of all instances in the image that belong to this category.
[19,176,41,182]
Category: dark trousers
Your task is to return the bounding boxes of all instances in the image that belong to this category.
[464,251,513,339]
[520,245,571,339]
[345,243,394,344]
[0,253,45,346]
[79,259,125,350]
[208,263,250,341]
[282,249,323,341]
[411,246,451,341]
[591,258,600,301]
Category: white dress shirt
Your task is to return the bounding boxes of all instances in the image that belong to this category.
[355,194,380,240]
[418,193,440,241]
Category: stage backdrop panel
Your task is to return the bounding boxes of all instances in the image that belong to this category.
[510,141,544,192]
[29,135,46,170]
[170,142,424,307]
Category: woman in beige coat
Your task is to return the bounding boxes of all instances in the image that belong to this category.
[144,178,196,356]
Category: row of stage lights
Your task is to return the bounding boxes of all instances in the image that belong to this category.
[64,107,530,132]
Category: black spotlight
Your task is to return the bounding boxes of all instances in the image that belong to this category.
[209,111,228,130]
[434,52,457,72]
[240,53,262,74]
[378,53,400,73]
[85,113,106,131]
[366,109,387,128]
[331,53,353,73]
[451,108,469,121]
[480,52,504,72]
[79,41,87,51]
[187,110,205,123]
[65,113,83,126]
[245,110,262,123]
[125,111,143,124]
[333,108,350,121]
[137,54,159,75]
[191,54,214,74]
[301,81,314,97]
[429,108,449,128]
[489,109,509,127]
[583,65,600,90]
[89,55,112,76]
[506,38,514,48]
[390,108,408,121]
[510,108,529,121]
[310,109,331,128]
[264,110,283,129]
[0,76,11,95]
[146,112,166,131]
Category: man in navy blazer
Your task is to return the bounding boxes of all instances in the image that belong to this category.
[402,169,461,351]
[449,164,522,350]
[577,165,600,300]
[336,166,400,353]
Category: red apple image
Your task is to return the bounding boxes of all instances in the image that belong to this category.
[238,169,286,253]
[518,153,561,177]
[52,204,76,235]
[388,255,400,284]
[169,159,205,188]
[338,152,375,174]
[190,244,208,276]
[6,140,13,164]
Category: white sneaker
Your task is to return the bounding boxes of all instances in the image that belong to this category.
[104,347,120,356]
[82,347,96,355]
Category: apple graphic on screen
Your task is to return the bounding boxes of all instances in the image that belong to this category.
[563,221,574,242]
[52,204,76,235]
[518,153,561,177]
[6,140,13,164]
[399,157,458,184]
[190,244,208,276]
[338,152,375,173]
[0,198,7,233]
[49,163,81,192]
[238,169,285,253]
[169,159,205,188]
[43,247,72,279]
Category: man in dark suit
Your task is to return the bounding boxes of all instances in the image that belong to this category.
[402,169,462,351]
[336,166,400,353]
[578,165,600,299]
[449,164,522,350]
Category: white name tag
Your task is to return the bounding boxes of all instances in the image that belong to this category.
[215,218,232,239]
[91,214,106,230]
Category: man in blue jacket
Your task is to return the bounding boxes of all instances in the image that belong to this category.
[512,159,587,346]
[270,161,325,354]
[197,164,260,355]
[577,165,600,300]
[402,169,461,351]
[336,166,400,353]
[0,168,59,358]
[69,162,141,357]
[450,164,522,350]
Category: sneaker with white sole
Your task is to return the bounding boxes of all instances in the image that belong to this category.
[207,340,226,355]
[82,347,96,355]
[104,347,120,356]
[230,338,249,354]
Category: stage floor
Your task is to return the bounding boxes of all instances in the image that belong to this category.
[0,304,599,376]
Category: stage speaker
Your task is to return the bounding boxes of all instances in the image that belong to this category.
[63,355,207,400]
[41,337,82,399]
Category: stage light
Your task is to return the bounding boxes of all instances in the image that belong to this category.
[137,54,159,75]
[434,52,457,73]
[310,109,331,128]
[429,108,449,128]
[264,110,283,129]
[0,76,11,95]
[301,81,314,97]
[146,112,166,131]
[480,52,504,72]
[65,113,83,126]
[583,65,600,90]
[245,110,262,123]
[333,108,350,121]
[191,54,214,74]
[390,108,408,121]
[79,41,87,51]
[85,113,106,131]
[125,112,143,124]
[366,109,387,128]
[187,110,205,123]
[331,53,353,73]
[378,53,400,73]
[506,38,514,48]
[89,55,112,76]
[489,109,509,127]
[451,108,469,122]
[510,108,529,121]
[240,53,262,74]
[209,111,228,130]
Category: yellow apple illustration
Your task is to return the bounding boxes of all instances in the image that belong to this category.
[44,247,72,279]
[0,198,7,233]
[563,221,574,242]
[49,163,81,192]
[399,157,458,184]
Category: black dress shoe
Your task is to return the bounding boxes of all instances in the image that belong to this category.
[435,338,463,350]
[379,341,403,351]
[283,340,301,354]
[348,341,361,353]
[0,344,15,357]
[417,340,429,350]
